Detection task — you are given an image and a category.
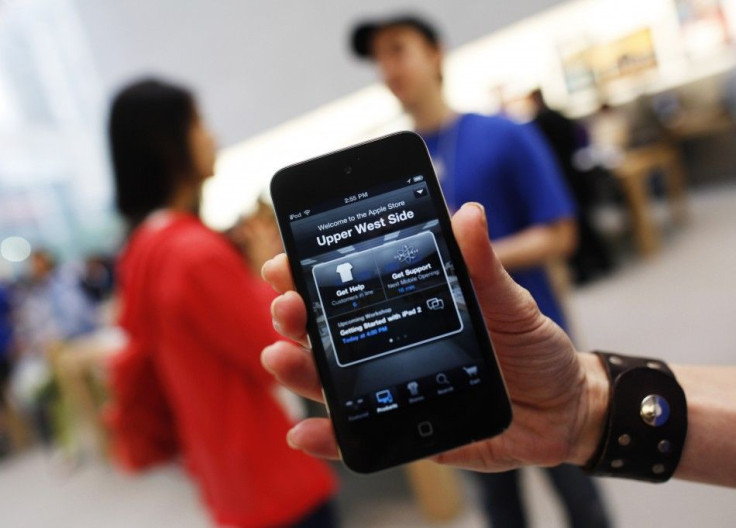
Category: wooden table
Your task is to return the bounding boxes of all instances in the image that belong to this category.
[405,460,465,520]
[667,112,733,141]
[614,143,689,257]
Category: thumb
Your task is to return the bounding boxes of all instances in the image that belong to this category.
[451,203,541,336]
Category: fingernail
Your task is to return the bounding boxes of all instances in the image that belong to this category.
[286,423,303,449]
[270,296,280,318]
[465,202,487,228]
[466,202,485,219]
[272,318,283,334]
[260,258,272,281]
[261,344,276,373]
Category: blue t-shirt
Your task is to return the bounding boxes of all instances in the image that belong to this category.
[421,113,575,330]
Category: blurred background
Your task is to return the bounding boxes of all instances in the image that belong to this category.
[1,0,735,526]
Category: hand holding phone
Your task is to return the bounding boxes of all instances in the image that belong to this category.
[268,132,603,472]
[263,202,609,473]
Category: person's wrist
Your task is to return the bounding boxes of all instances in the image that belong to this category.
[568,352,610,465]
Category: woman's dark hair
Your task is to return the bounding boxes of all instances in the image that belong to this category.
[108,78,197,226]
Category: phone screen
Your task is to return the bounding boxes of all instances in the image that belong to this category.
[272,132,510,472]
[289,176,490,420]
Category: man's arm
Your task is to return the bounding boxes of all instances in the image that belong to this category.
[571,360,736,488]
[492,218,577,272]
[261,203,736,488]
[670,365,736,487]
[495,120,578,272]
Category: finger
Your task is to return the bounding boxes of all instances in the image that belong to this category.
[451,203,541,334]
[262,253,295,294]
[261,341,323,402]
[431,440,514,473]
[430,428,522,473]
[271,291,309,347]
[286,418,340,460]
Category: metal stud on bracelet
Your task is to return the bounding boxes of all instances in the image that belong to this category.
[582,352,688,483]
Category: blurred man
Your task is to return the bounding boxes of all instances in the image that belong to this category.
[11,250,97,444]
[350,15,609,528]
[530,89,614,284]
[0,279,14,456]
[79,255,115,304]
[15,250,97,354]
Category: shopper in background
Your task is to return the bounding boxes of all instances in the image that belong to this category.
[0,280,15,456]
[529,89,614,284]
[10,249,97,445]
[79,255,115,305]
[350,15,609,528]
[15,251,98,350]
[107,79,336,528]
[589,102,630,162]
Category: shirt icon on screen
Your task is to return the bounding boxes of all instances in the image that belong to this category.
[335,262,354,283]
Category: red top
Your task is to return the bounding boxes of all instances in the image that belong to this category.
[112,212,336,527]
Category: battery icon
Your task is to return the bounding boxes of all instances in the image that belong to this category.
[412,175,424,182]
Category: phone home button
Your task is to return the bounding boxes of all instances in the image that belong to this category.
[417,421,434,438]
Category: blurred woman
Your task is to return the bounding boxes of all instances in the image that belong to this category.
[107,79,336,528]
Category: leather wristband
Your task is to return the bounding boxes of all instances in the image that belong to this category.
[583,351,688,483]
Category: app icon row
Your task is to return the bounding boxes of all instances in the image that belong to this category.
[344,363,482,422]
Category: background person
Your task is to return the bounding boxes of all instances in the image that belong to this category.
[0,280,15,456]
[10,249,97,447]
[529,89,614,284]
[350,15,609,528]
[107,78,337,528]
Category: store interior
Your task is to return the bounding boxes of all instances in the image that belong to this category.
[1,0,735,527]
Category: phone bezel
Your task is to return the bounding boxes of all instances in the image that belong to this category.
[270,131,512,473]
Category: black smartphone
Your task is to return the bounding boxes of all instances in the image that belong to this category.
[270,131,511,473]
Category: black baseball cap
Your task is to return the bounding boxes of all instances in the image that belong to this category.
[350,15,441,59]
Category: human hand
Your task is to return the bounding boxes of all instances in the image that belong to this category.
[261,202,609,472]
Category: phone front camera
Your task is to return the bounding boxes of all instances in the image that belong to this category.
[344,165,353,175]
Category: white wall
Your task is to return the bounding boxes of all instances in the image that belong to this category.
[74,0,562,146]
